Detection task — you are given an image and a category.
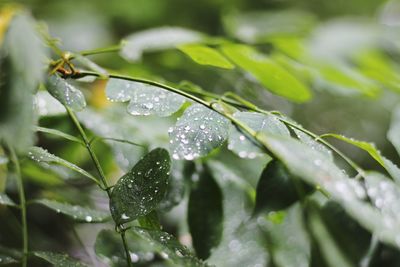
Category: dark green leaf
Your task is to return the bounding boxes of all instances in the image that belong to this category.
[178,44,234,69]
[33,251,88,267]
[106,78,186,117]
[46,75,86,111]
[33,199,110,223]
[221,44,312,102]
[169,104,230,160]
[188,165,223,259]
[255,160,300,213]
[110,148,170,224]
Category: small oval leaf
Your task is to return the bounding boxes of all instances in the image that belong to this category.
[169,104,230,160]
[106,78,186,117]
[178,44,234,69]
[110,148,171,224]
[46,75,86,111]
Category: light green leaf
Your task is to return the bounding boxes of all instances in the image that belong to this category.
[188,165,223,259]
[169,104,230,160]
[110,148,170,224]
[0,193,17,207]
[33,251,88,267]
[261,134,400,249]
[228,111,289,158]
[0,254,18,265]
[27,146,98,183]
[33,199,110,223]
[121,26,204,62]
[178,44,234,69]
[73,54,108,78]
[106,78,186,117]
[34,91,66,117]
[259,204,310,267]
[0,12,47,153]
[34,126,83,145]
[46,75,86,111]
[221,44,312,102]
[388,104,400,157]
[293,129,333,161]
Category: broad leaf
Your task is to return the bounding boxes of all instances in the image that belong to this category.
[106,78,186,117]
[33,251,88,267]
[178,44,234,69]
[110,148,170,224]
[188,165,223,259]
[169,104,230,160]
[258,204,310,267]
[0,254,18,265]
[27,146,98,182]
[158,160,186,211]
[261,134,400,249]
[46,75,86,111]
[228,111,289,158]
[221,44,312,102]
[0,12,47,152]
[388,104,400,157]
[255,160,300,213]
[34,199,110,223]
[292,129,333,161]
[121,26,204,62]
[0,193,17,207]
[34,91,66,117]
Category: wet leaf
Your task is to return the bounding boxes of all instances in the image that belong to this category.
[228,111,289,159]
[110,148,170,224]
[221,44,312,102]
[388,104,400,157]
[188,165,223,259]
[106,78,186,117]
[0,193,17,207]
[34,91,66,117]
[33,251,88,267]
[292,129,333,161]
[262,134,400,249]
[27,146,98,183]
[0,254,18,265]
[33,199,110,223]
[255,160,300,213]
[73,54,108,78]
[121,26,204,62]
[169,104,230,160]
[46,75,86,111]
[158,160,186,211]
[178,44,234,69]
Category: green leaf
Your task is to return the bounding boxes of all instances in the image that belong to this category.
[188,165,223,259]
[33,199,110,223]
[228,111,289,158]
[46,75,86,111]
[0,12,47,153]
[261,134,400,249]
[33,251,88,267]
[34,126,83,145]
[255,160,300,213]
[259,204,310,267]
[0,193,17,207]
[178,44,234,69]
[388,104,400,157]
[106,78,186,117]
[221,44,312,102]
[27,146,98,183]
[34,91,66,117]
[169,104,230,160]
[0,254,18,265]
[73,54,108,78]
[292,128,333,161]
[121,26,204,62]
[110,148,171,224]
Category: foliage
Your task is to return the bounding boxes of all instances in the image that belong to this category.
[1,1,400,267]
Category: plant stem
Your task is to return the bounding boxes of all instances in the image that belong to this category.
[8,146,28,267]
[65,107,133,267]
[78,44,122,57]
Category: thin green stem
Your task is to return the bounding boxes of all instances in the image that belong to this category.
[34,126,84,145]
[8,146,28,267]
[72,70,365,176]
[78,44,122,57]
[65,107,133,267]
